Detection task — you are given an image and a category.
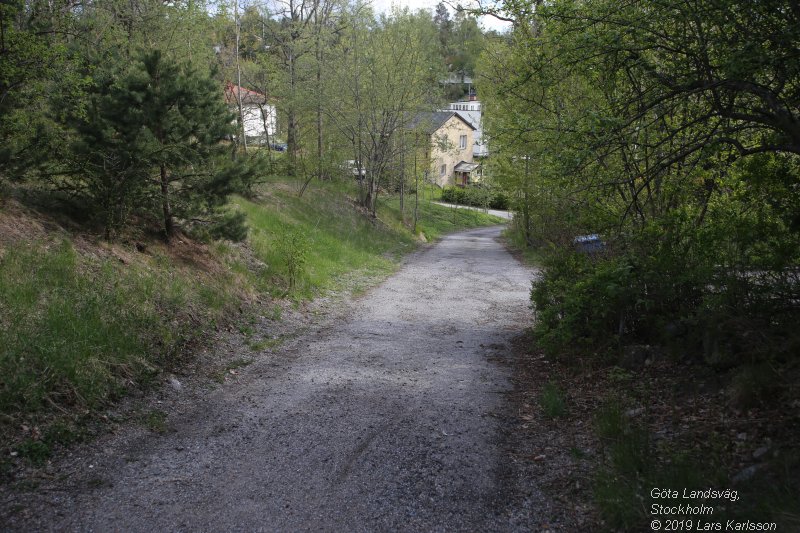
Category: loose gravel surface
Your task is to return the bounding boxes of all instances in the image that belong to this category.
[2,225,545,532]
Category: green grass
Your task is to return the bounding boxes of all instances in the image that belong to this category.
[0,177,505,460]
[233,180,417,298]
[0,239,239,454]
[502,226,544,266]
[1,241,156,414]
[233,179,504,298]
[248,336,285,352]
[379,194,505,242]
[139,409,168,433]
[539,381,568,419]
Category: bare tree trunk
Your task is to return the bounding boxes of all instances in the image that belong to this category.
[160,163,174,240]
[399,131,405,219]
[258,102,272,152]
[287,46,298,176]
[413,133,419,232]
[234,0,247,154]
[316,37,324,180]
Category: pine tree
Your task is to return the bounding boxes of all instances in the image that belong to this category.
[69,50,251,240]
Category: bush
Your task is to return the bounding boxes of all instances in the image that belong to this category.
[276,227,309,291]
[539,381,568,418]
[208,210,248,242]
[531,251,641,357]
[441,186,509,210]
[530,205,800,367]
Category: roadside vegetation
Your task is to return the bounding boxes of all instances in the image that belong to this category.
[0,176,502,473]
[481,0,800,530]
[440,186,509,211]
[0,0,494,474]
[380,193,504,242]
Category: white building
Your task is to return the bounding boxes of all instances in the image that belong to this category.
[445,98,488,158]
[224,83,277,144]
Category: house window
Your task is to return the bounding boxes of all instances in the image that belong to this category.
[440,164,447,176]
[459,135,467,150]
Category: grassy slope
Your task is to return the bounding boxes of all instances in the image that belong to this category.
[0,178,504,463]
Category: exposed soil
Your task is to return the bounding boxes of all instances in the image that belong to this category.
[0,225,575,532]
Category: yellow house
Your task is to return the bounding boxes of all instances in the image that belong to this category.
[408,111,479,187]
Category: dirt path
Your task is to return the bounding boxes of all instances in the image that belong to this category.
[3,226,542,532]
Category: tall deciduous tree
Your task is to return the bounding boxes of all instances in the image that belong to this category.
[329,7,441,215]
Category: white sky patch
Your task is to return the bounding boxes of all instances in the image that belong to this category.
[369,0,512,33]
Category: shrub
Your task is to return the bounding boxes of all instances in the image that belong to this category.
[276,227,310,291]
[539,381,568,418]
[441,186,509,210]
[208,210,248,242]
[531,251,640,357]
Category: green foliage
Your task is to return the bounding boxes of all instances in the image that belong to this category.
[480,0,800,370]
[0,0,85,185]
[15,439,51,466]
[380,194,506,241]
[531,252,630,356]
[208,210,249,243]
[56,49,252,239]
[530,187,800,365]
[0,239,236,431]
[328,7,444,214]
[539,381,567,418]
[593,398,714,531]
[440,186,509,210]
[276,227,310,291]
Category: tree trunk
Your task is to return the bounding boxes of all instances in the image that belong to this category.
[413,143,419,233]
[160,163,174,240]
[366,177,378,215]
[234,0,247,154]
[286,48,297,176]
[316,42,324,180]
[399,131,405,219]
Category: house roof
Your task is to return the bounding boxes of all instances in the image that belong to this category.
[407,111,476,135]
[454,161,480,173]
[224,82,270,105]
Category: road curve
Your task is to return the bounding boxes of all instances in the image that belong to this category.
[5,225,537,532]
[432,202,514,220]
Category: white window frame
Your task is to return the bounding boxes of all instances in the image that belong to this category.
[459,135,467,150]
[440,164,447,176]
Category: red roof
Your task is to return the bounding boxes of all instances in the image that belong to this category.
[224,82,270,105]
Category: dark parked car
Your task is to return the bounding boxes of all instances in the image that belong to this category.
[269,142,287,152]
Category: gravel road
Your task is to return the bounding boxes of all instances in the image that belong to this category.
[3,225,540,532]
